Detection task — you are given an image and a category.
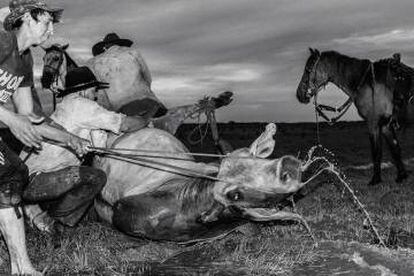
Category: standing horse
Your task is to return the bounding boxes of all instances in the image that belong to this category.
[296,48,409,185]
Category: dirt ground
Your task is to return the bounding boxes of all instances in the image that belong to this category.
[1,121,414,275]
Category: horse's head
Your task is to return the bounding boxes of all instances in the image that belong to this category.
[296,48,329,104]
[41,43,69,90]
[207,123,306,222]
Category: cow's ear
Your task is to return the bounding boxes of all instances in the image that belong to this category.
[249,123,276,158]
[62,43,69,50]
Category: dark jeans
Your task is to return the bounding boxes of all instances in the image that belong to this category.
[0,139,28,208]
[23,166,106,227]
[0,128,23,155]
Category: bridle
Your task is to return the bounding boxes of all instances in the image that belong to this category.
[304,52,357,142]
[305,53,325,98]
[43,48,65,109]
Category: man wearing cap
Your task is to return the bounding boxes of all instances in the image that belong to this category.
[22,66,149,237]
[0,1,92,275]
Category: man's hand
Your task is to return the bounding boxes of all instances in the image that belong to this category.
[67,135,91,157]
[8,114,43,148]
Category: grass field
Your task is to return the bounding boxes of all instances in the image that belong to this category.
[1,121,414,275]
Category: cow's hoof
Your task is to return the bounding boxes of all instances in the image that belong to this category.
[368,177,382,186]
[396,171,409,183]
[211,91,233,108]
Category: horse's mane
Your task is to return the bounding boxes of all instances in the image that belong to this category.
[321,50,371,66]
[63,51,78,68]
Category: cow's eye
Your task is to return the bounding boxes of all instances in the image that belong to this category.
[281,171,290,182]
[226,190,243,201]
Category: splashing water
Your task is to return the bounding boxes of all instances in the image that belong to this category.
[299,145,387,247]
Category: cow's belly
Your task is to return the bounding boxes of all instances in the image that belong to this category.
[94,128,193,205]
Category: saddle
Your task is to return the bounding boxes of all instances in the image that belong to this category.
[376,53,414,128]
[377,53,414,103]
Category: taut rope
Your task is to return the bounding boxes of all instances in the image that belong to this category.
[89,147,259,185]
[89,146,260,160]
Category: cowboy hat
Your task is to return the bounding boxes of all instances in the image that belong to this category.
[92,32,133,56]
[57,66,109,98]
[3,0,63,31]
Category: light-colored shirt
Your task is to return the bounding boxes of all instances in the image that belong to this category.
[20,94,125,175]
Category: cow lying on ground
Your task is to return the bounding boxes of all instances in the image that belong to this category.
[94,123,311,242]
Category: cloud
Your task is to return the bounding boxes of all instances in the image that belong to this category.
[3,0,414,121]
[333,29,414,50]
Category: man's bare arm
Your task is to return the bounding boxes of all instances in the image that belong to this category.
[13,87,89,155]
[33,123,90,156]
[4,87,43,148]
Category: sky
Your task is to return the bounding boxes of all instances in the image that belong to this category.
[2,0,414,122]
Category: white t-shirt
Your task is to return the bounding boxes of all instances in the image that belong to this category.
[20,94,125,175]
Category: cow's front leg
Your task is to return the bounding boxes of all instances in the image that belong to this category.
[243,208,317,246]
[0,207,42,275]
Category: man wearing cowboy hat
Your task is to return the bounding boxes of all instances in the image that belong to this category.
[0,1,91,275]
[92,32,133,57]
[91,32,168,119]
[22,66,149,239]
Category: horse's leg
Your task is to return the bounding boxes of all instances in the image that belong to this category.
[368,122,383,185]
[382,124,408,183]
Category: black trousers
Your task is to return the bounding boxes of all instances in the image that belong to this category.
[0,138,28,208]
[23,166,106,227]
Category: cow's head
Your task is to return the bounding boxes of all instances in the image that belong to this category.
[207,123,306,222]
